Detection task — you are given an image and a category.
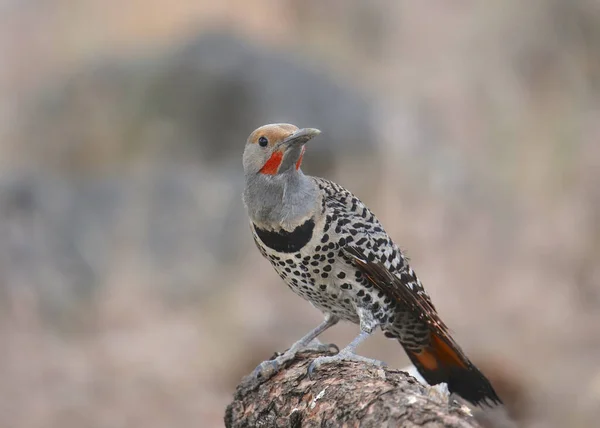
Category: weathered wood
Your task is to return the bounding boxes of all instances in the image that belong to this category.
[225,351,481,428]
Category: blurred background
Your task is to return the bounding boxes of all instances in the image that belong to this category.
[1,0,599,427]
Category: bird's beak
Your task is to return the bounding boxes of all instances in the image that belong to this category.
[281,128,321,148]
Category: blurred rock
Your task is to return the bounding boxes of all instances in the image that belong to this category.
[18,32,376,176]
[0,172,112,323]
[0,167,247,319]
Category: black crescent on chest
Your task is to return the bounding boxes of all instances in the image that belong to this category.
[253,219,315,253]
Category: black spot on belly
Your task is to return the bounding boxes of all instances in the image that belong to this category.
[254,219,315,253]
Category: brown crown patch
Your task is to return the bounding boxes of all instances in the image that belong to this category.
[248,123,298,147]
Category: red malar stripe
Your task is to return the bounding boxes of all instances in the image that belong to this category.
[260,150,284,175]
[295,146,306,170]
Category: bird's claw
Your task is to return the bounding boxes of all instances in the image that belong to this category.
[240,352,292,390]
[307,351,387,379]
[326,343,340,354]
[241,340,341,388]
[300,340,339,355]
[307,359,320,379]
[251,358,282,381]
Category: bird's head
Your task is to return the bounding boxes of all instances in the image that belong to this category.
[243,123,321,176]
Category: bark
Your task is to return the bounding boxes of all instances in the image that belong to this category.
[225,350,481,428]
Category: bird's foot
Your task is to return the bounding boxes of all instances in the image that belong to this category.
[307,349,386,378]
[241,340,338,390]
[297,339,339,356]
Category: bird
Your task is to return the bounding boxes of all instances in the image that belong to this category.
[242,123,502,406]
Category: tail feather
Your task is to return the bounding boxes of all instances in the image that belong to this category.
[343,246,502,406]
[403,331,503,406]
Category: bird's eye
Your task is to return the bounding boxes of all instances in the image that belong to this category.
[258,136,268,147]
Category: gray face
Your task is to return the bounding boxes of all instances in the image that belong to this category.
[242,123,322,229]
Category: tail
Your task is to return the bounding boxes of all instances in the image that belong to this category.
[341,246,502,406]
[403,331,503,406]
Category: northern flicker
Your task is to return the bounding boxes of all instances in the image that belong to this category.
[242,123,502,406]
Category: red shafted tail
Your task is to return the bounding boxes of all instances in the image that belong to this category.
[403,331,502,406]
[343,246,503,406]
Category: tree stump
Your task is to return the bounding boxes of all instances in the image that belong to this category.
[225,350,481,428]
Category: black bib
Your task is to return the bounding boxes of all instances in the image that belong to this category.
[253,219,315,253]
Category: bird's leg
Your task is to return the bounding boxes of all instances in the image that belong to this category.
[284,313,340,355]
[244,314,339,386]
[308,308,386,376]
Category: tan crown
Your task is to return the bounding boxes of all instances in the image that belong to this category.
[247,123,299,147]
